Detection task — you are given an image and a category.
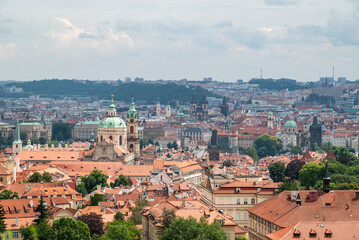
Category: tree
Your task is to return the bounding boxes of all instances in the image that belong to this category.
[114,212,125,221]
[0,189,19,199]
[148,139,154,145]
[52,122,73,141]
[129,199,149,225]
[21,220,54,240]
[246,147,259,161]
[268,161,285,182]
[39,137,47,145]
[34,195,48,224]
[155,141,160,146]
[27,172,52,183]
[76,170,109,196]
[160,217,227,240]
[110,175,130,188]
[235,237,248,240]
[100,220,141,240]
[167,142,172,149]
[161,208,176,228]
[321,142,333,153]
[77,213,105,237]
[284,160,305,181]
[299,162,324,189]
[0,205,5,234]
[334,182,359,190]
[254,133,281,158]
[291,145,303,155]
[223,160,234,167]
[172,141,178,150]
[277,179,301,192]
[90,194,106,206]
[140,139,147,149]
[52,217,91,240]
[330,146,357,165]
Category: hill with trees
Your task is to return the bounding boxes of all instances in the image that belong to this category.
[5,79,218,103]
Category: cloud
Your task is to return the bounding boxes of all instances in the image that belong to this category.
[0,42,19,58]
[292,11,359,46]
[36,17,135,58]
[0,14,13,33]
[263,0,299,6]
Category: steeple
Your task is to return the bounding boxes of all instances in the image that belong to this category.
[108,94,117,117]
[14,116,21,143]
[12,115,22,155]
[323,160,331,193]
[128,96,137,119]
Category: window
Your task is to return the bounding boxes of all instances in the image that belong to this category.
[109,135,113,141]
[130,126,134,134]
[251,198,255,205]
[13,232,19,238]
[236,213,241,220]
[119,136,122,145]
[236,198,241,205]
[244,198,248,205]
[244,212,248,220]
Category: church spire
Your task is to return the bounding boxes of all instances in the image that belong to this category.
[14,116,21,143]
[323,160,331,193]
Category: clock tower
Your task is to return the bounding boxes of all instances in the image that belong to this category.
[127,97,140,159]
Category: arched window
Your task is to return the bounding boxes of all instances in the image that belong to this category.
[119,136,122,145]
[130,144,133,149]
[130,126,134,134]
[109,135,113,141]
[101,136,103,141]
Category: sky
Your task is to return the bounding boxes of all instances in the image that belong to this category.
[0,0,358,82]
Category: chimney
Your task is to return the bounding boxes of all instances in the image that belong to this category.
[65,144,68,151]
[15,217,18,226]
[58,143,62,150]
[295,193,302,206]
[37,144,40,150]
[51,144,54,151]
[72,144,75,151]
[182,199,186,208]
[30,200,33,208]
[13,167,16,182]
[45,144,49,151]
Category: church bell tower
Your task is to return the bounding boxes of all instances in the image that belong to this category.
[127,97,140,159]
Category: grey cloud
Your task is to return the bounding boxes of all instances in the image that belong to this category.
[293,12,359,46]
[0,14,13,33]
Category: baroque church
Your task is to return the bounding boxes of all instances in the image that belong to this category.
[84,97,140,163]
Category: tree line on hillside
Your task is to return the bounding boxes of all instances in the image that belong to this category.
[7,80,218,103]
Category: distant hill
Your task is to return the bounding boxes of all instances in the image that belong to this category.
[5,79,219,103]
[249,78,307,91]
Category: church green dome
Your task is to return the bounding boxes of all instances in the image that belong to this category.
[284,120,297,128]
[98,117,126,128]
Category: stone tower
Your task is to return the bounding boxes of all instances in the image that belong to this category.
[156,98,161,117]
[208,129,220,161]
[310,116,322,147]
[127,97,140,158]
[267,111,274,129]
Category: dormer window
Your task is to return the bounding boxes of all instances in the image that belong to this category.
[309,229,317,237]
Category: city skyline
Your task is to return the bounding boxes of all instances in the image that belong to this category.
[0,0,358,82]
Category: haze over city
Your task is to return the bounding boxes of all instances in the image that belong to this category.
[1,0,358,82]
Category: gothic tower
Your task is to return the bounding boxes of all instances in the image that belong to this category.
[127,97,140,158]
[156,97,161,117]
[12,116,22,155]
[208,129,220,161]
[310,116,322,147]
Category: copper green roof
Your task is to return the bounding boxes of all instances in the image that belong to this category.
[20,122,42,126]
[284,120,297,128]
[128,97,137,119]
[98,117,126,128]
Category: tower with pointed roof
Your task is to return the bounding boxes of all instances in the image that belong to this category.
[323,160,331,193]
[267,111,274,129]
[13,116,22,155]
[127,97,140,158]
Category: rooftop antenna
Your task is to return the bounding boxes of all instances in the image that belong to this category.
[260,68,263,80]
[332,66,335,81]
